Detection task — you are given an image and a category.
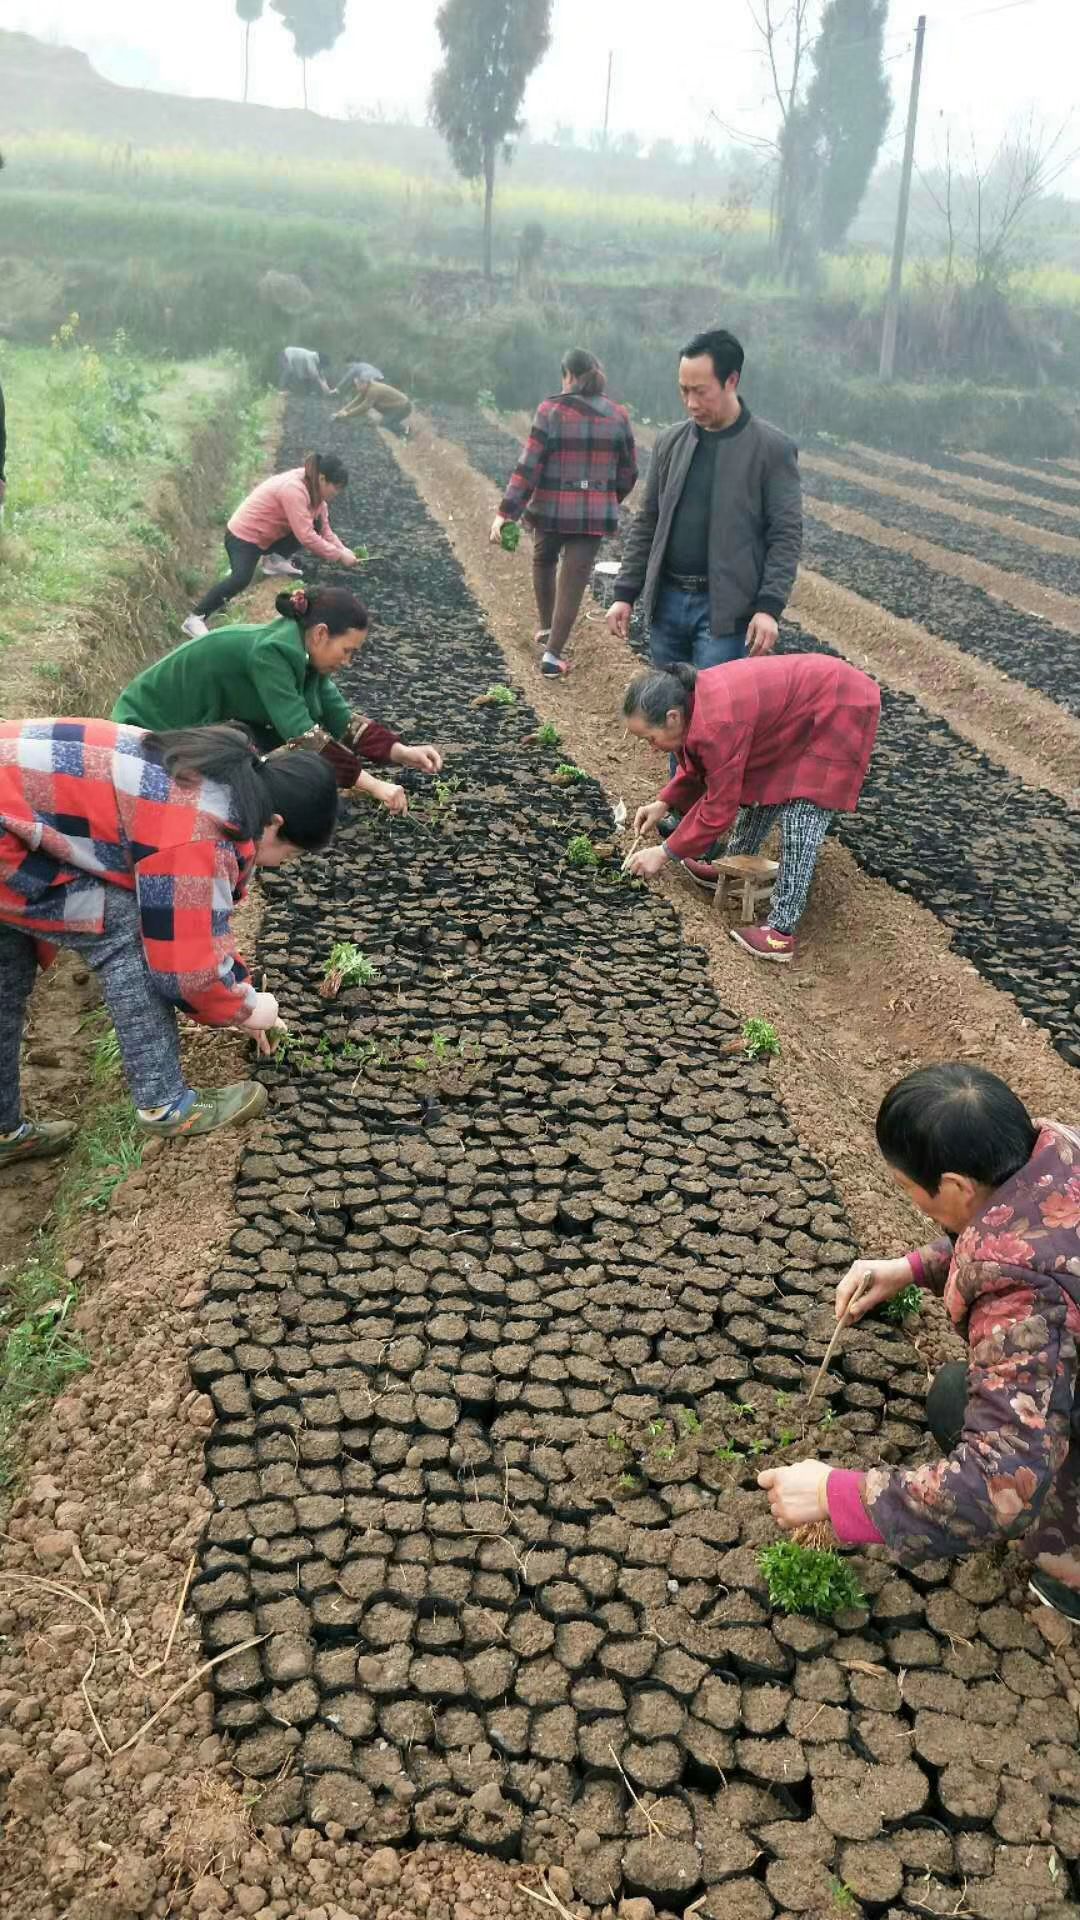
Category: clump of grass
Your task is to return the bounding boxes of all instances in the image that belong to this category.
[483,683,516,705]
[742,1017,781,1059]
[553,762,585,784]
[533,720,561,749]
[0,1250,89,1480]
[565,835,600,870]
[321,941,378,1000]
[759,1540,866,1619]
[90,1024,123,1086]
[881,1284,924,1324]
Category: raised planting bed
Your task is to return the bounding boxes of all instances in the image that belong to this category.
[803,464,1080,601]
[811,438,1080,528]
[802,516,1080,718]
[188,402,1080,1914]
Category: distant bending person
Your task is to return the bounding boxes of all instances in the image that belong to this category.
[334,370,413,438]
[280,346,332,396]
[181,453,357,638]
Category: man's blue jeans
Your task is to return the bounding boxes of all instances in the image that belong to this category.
[649,583,747,672]
[649,583,747,778]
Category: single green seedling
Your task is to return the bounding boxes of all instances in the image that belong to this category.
[647,1418,667,1439]
[535,720,561,749]
[553,762,585,783]
[759,1541,866,1620]
[742,1017,781,1059]
[777,1427,797,1448]
[714,1444,744,1463]
[820,1406,838,1428]
[500,523,521,553]
[881,1284,924,1324]
[354,544,370,564]
[677,1408,702,1435]
[654,1444,676,1462]
[607,1432,626,1453]
[830,1881,858,1914]
[565,835,601,870]
[431,1031,450,1062]
[775,1390,792,1407]
[734,1402,756,1421]
[618,1472,642,1492]
[746,1437,770,1456]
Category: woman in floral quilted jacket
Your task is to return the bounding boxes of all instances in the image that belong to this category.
[761,1064,1080,1621]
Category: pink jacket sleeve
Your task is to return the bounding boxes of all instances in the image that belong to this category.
[281,478,351,562]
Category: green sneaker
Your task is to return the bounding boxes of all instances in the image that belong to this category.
[137,1082,268,1141]
[0,1118,77,1166]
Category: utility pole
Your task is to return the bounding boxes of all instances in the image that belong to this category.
[879,14,927,382]
[602,50,614,150]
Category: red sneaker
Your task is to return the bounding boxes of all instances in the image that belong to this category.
[730,925,796,963]
[681,858,720,892]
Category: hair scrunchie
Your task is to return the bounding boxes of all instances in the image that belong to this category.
[291,588,310,617]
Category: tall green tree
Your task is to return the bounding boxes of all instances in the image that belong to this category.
[802,0,892,250]
[271,0,347,109]
[236,0,264,105]
[430,0,553,279]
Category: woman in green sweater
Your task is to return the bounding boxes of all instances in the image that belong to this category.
[114,587,443,810]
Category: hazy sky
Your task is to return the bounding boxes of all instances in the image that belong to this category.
[3,0,1079,188]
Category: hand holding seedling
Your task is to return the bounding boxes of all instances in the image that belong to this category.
[758,1459,832,1527]
[836,1256,916,1323]
[633,800,668,838]
[607,600,633,641]
[252,1017,288,1058]
[372,778,408,816]
[391,743,444,774]
[625,844,668,879]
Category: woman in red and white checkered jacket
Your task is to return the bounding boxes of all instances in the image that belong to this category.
[0,720,338,1161]
[490,350,638,677]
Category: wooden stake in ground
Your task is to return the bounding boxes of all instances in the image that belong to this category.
[804,1271,873,1412]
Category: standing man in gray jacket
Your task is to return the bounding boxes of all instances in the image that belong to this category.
[607,327,802,667]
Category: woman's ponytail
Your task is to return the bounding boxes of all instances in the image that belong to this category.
[145,723,338,853]
[562,348,606,398]
[622,663,697,724]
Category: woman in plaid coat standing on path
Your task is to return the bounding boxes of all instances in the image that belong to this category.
[490,350,638,677]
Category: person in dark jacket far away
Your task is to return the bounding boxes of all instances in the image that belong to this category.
[623,655,879,962]
[761,1063,1080,1624]
[607,326,802,674]
[490,349,638,677]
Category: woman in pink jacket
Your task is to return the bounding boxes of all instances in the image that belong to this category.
[183,453,358,638]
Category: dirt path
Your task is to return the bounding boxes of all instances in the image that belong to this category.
[848,439,1080,517]
[805,449,1080,559]
[804,491,1080,638]
[392,416,1080,1262]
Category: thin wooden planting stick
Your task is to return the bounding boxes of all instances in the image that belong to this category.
[804,1272,873,1412]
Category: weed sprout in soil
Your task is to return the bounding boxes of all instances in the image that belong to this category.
[881,1284,924,1323]
[759,1540,866,1619]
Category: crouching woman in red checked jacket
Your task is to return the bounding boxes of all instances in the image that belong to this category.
[489,349,638,677]
[0,719,338,1164]
[761,1064,1080,1624]
[623,653,880,962]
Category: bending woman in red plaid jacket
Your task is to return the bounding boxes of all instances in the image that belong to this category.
[489,349,638,677]
[623,654,880,963]
[0,720,338,1163]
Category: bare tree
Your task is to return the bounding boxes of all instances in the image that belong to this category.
[710,0,815,274]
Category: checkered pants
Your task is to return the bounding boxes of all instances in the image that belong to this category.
[724,800,833,934]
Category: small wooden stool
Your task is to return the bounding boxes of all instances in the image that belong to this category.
[712,855,779,923]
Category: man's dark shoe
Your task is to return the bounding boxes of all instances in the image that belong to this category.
[1029,1569,1080,1624]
